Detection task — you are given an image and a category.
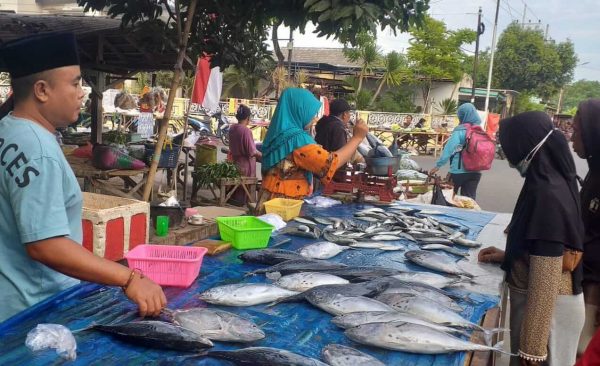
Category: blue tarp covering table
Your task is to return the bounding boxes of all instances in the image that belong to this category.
[0,202,500,366]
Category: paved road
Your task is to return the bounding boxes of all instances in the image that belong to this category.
[414,149,589,213]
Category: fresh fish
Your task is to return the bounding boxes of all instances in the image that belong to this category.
[448,230,466,240]
[313,217,334,225]
[275,279,390,304]
[452,237,483,248]
[421,244,470,257]
[357,142,371,158]
[378,293,493,332]
[357,207,386,214]
[92,321,213,351]
[405,250,473,277]
[246,259,348,276]
[327,266,403,281]
[355,216,380,223]
[331,311,469,336]
[275,272,349,292]
[297,225,311,232]
[198,283,298,306]
[298,241,350,260]
[306,293,395,315]
[293,216,318,226]
[279,225,321,239]
[208,347,328,366]
[349,241,403,251]
[322,344,385,366]
[370,234,403,241]
[377,291,463,313]
[239,249,304,265]
[418,237,455,245]
[165,308,264,342]
[323,230,357,245]
[390,272,466,289]
[346,322,511,355]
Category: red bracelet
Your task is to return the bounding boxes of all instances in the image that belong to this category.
[122,269,144,293]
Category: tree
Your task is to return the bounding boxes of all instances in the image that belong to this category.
[343,32,381,94]
[463,48,491,89]
[374,87,417,113]
[406,16,476,113]
[561,80,600,111]
[514,92,546,114]
[370,51,409,105]
[494,22,577,100]
[222,57,275,98]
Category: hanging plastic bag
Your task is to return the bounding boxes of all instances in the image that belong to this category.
[431,181,454,207]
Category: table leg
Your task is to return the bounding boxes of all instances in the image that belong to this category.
[183,149,190,201]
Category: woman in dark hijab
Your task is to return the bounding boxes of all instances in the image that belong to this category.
[478,111,585,366]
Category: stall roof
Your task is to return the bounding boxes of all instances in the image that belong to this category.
[0,13,194,75]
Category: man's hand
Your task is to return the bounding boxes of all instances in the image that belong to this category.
[353,118,368,140]
[429,167,439,176]
[124,272,167,318]
[478,246,505,264]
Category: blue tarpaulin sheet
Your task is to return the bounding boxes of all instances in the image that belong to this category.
[0,202,499,365]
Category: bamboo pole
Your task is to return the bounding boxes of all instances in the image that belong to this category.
[142,0,198,201]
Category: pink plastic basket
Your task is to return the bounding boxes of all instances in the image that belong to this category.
[125,244,207,288]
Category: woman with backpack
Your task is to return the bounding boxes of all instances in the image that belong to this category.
[429,103,484,199]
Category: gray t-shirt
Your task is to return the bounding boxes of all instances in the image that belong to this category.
[0,113,82,322]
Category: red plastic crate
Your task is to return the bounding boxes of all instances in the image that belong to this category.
[125,244,207,287]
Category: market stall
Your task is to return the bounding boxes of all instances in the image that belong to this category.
[0,201,508,366]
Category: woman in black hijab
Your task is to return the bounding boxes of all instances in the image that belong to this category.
[478,111,585,366]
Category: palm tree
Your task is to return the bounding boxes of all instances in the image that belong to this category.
[222,57,275,98]
[370,51,408,105]
[343,32,381,94]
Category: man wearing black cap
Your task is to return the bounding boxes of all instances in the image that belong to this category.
[315,98,353,152]
[0,33,166,322]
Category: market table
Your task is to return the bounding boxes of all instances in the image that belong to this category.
[67,155,156,200]
[0,202,508,366]
[372,129,451,157]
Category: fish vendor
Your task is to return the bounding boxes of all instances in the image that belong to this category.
[256,88,368,212]
[0,33,166,322]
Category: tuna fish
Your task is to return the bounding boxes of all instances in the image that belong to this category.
[208,347,328,366]
[92,321,213,351]
[346,322,511,355]
[274,272,349,292]
[405,250,473,277]
[246,259,348,276]
[452,237,483,248]
[298,241,351,260]
[378,285,464,312]
[420,244,470,257]
[321,344,385,366]
[274,280,390,304]
[389,272,467,288]
[239,249,304,265]
[198,283,298,306]
[164,308,265,342]
[306,293,395,316]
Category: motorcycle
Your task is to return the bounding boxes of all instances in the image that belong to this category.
[187,108,230,146]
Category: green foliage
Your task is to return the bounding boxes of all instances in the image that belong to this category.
[373,87,417,113]
[436,98,458,114]
[343,32,381,93]
[222,57,276,99]
[463,48,492,89]
[494,22,578,100]
[514,92,546,114]
[192,162,240,188]
[370,51,410,104]
[406,16,476,111]
[561,80,600,111]
[77,0,429,71]
[347,89,374,110]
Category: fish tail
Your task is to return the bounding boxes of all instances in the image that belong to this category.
[491,341,517,357]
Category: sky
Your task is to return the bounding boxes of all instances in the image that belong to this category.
[275,0,600,82]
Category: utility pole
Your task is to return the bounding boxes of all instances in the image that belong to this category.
[557,88,564,114]
[521,4,526,27]
[483,0,501,129]
[287,29,294,79]
[471,7,484,103]
[545,24,550,41]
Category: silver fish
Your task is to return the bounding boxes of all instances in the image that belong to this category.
[390,272,466,288]
[405,250,473,277]
[298,241,350,259]
[421,244,470,257]
[293,217,318,226]
[275,272,349,292]
[379,287,463,312]
[306,293,395,316]
[331,311,469,336]
[452,237,483,248]
[323,230,357,245]
[371,234,402,241]
[199,283,298,306]
[166,308,265,342]
[346,322,511,355]
[418,237,455,245]
[322,344,385,366]
[448,230,466,240]
[208,347,328,366]
[247,259,348,276]
[350,241,403,251]
[355,216,380,223]
[313,217,334,225]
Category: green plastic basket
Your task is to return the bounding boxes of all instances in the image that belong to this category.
[216,216,274,250]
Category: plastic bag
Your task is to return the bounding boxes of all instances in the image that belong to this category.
[396,169,428,181]
[431,183,454,207]
[304,196,341,208]
[257,213,287,231]
[92,144,146,170]
[399,156,421,171]
[25,324,76,361]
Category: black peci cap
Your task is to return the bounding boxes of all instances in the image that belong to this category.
[0,32,80,79]
[329,99,351,117]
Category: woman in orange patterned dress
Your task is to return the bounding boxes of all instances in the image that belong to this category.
[256,88,368,213]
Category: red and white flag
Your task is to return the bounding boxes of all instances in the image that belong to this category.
[190,56,222,114]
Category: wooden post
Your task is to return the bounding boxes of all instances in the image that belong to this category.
[142,0,198,201]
